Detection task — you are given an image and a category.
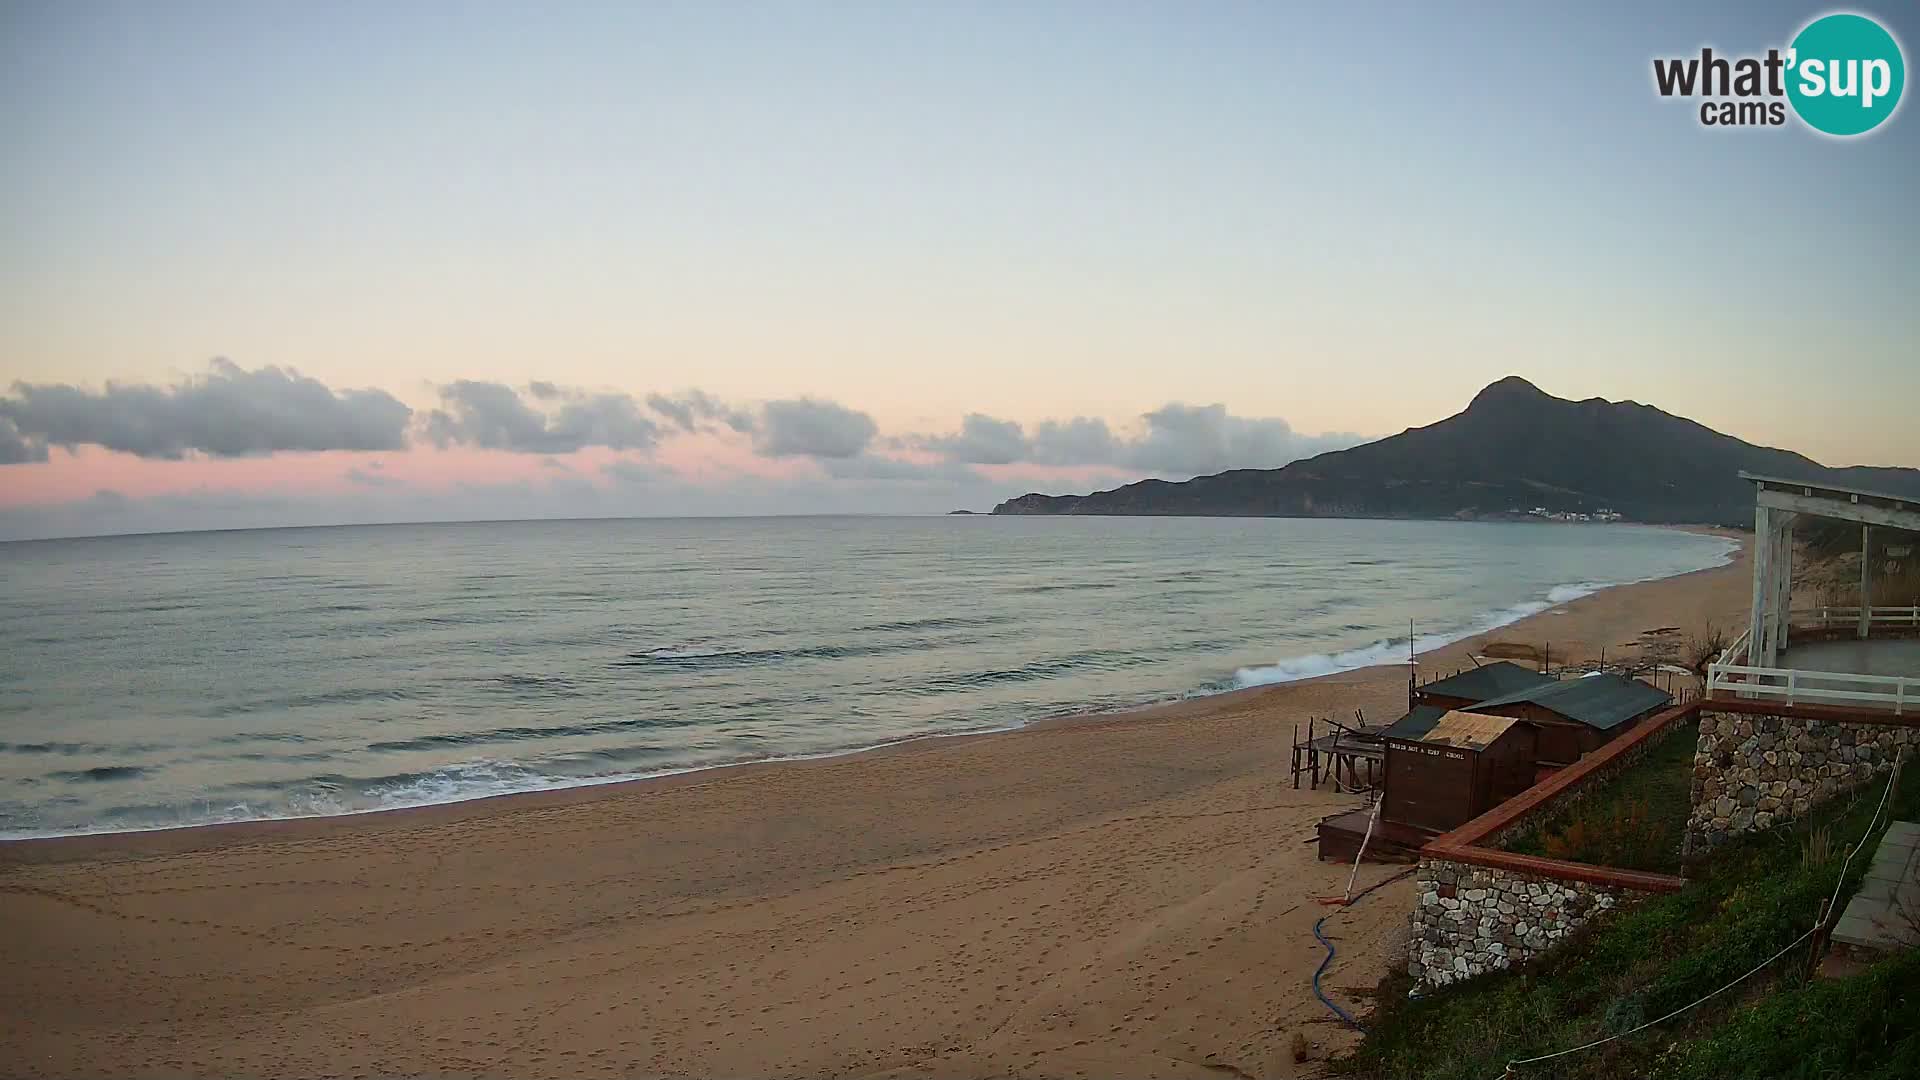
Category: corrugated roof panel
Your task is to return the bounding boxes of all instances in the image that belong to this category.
[1421,710,1521,751]
[1382,705,1449,741]
[1416,661,1555,703]
[1470,672,1672,730]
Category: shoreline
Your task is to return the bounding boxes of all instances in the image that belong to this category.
[3,531,1756,1079]
[2,526,1746,862]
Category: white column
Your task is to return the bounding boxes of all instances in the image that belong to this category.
[1860,525,1874,640]
[1773,512,1794,656]
[1763,514,1783,669]
[1749,504,1771,671]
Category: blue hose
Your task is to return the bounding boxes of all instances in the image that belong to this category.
[1311,868,1416,1035]
[1312,914,1368,1033]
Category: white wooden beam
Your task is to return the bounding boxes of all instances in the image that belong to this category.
[1749,504,1771,678]
[1860,525,1874,640]
[1774,512,1795,655]
[1755,489,1920,532]
[1764,515,1784,668]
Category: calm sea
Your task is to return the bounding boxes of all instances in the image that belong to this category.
[0,517,1732,837]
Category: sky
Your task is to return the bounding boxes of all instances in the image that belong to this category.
[2,1,1916,540]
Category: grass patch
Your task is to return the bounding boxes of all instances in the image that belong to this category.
[1333,765,1919,1080]
[1503,719,1698,875]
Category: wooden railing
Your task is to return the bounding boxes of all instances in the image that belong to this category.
[1791,605,1920,630]
[1721,626,1751,667]
[1705,607,1918,715]
[1707,663,1913,715]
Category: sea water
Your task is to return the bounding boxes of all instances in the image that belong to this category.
[0,516,1732,837]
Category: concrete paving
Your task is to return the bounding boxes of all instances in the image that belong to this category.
[1768,638,1920,714]
[1786,637,1920,680]
[1832,820,1920,955]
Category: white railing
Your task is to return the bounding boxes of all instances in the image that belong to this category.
[1790,605,1920,630]
[1706,663,1912,715]
[1721,626,1751,667]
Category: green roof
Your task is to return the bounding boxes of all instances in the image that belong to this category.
[1382,705,1450,741]
[1470,672,1672,730]
[1415,661,1555,703]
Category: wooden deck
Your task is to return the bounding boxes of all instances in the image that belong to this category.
[1315,807,1435,864]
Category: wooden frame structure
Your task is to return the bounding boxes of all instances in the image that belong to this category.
[1710,473,1920,714]
[1290,713,1383,793]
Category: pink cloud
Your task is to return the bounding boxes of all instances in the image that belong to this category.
[0,426,831,511]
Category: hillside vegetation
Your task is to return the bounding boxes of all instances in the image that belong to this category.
[1796,521,1920,608]
[1333,769,1920,1080]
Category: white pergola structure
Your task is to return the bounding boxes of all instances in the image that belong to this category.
[1712,472,1920,713]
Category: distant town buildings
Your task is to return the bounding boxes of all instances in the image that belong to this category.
[1510,506,1625,523]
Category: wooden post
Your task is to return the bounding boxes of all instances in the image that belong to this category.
[1309,719,1320,788]
[1860,525,1874,640]
[1292,723,1301,790]
[1807,898,1831,981]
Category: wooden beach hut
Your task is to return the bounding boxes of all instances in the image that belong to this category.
[1462,672,1671,767]
[1378,710,1539,833]
[1315,705,1538,863]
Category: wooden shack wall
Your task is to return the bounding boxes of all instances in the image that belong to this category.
[1412,690,1481,712]
[1384,740,1476,832]
[1478,725,1540,809]
[1468,702,1591,763]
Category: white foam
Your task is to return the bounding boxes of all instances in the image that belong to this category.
[1547,582,1607,604]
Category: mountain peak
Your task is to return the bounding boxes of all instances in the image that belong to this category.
[1467,376,1551,410]
[992,377,1920,522]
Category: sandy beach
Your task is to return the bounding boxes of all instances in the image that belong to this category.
[0,530,1752,1079]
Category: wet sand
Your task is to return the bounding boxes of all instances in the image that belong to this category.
[0,530,1751,1079]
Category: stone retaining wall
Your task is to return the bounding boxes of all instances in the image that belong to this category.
[1408,858,1622,987]
[1684,708,1916,854]
[1406,702,1696,990]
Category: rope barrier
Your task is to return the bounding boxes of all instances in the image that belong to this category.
[1344,800,1382,903]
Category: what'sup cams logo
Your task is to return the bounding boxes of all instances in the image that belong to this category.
[1653,11,1905,135]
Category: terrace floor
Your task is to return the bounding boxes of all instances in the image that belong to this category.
[1783,637,1920,680]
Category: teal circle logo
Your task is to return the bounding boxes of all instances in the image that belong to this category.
[1786,13,1905,136]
